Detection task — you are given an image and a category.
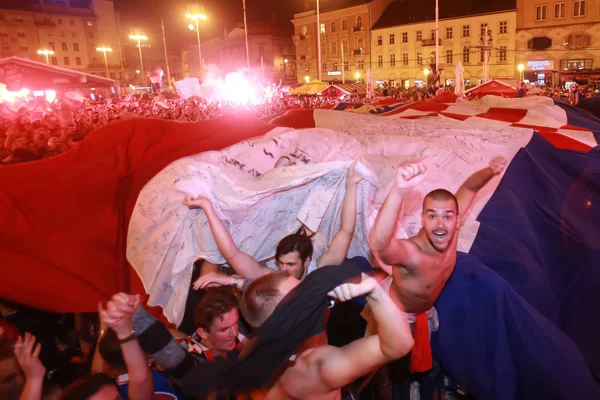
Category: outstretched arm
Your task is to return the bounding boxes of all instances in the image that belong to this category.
[455,156,506,218]
[184,196,270,279]
[317,163,362,267]
[368,163,426,274]
[316,274,413,391]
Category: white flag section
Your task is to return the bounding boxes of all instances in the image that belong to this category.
[127,114,534,324]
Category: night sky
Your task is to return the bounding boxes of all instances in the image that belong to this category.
[114,0,305,54]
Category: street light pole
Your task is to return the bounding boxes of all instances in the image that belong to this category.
[186,4,207,80]
[96,46,112,78]
[161,17,172,88]
[242,0,250,74]
[37,49,54,64]
[316,0,321,81]
[129,30,148,86]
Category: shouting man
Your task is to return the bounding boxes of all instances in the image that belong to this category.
[368,156,507,372]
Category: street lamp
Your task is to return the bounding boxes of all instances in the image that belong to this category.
[37,49,54,64]
[316,0,322,81]
[96,46,112,78]
[304,75,310,83]
[186,3,207,79]
[517,63,525,82]
[354,71,360,83]
[129,29,148,86]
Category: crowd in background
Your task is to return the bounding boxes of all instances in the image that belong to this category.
[1,81,598,165]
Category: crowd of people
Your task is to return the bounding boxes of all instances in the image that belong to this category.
[1,154,509,399]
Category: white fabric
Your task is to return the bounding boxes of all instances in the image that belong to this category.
[127,114,534,324]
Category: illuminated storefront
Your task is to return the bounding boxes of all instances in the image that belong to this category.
[523,60,554,86]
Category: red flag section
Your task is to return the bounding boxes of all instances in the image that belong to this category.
[0,115,272,312]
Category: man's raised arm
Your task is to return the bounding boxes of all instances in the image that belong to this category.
[368,163,426,274]
[184,195,270,279]
[315,274,414,390]
[455,156,506,218]
[317,162,362,267]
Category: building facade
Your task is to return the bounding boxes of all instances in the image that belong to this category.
[185,25,296,84]
[0,0,125,78]
[516,0,600,87]
[371,1,517,88]
[290,0,393,84]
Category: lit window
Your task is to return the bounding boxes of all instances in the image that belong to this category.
[320,23,325,34]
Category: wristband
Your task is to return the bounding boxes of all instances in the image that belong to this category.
[118,330,137,344]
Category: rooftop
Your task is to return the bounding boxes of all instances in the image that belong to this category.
[294,0,371,18]
[372,0,516,30]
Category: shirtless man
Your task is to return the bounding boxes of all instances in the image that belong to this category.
[183,163,363,284]
[368,156,507,314]
[240,271,414,400]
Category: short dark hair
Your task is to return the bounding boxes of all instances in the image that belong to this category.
[98,328,124,369]
[423,189,459,213]
[60,373,117,400]
[240,271,290,328]
[275,233,313,263]
[194,287,239,333]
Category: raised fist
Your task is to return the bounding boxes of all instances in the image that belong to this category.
[394,162,427,190]
[489,156,507,175]
[183,195,212,210]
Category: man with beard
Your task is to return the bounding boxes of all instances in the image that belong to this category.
[368,156,507,373]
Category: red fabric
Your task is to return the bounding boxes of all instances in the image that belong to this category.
[0,115,273,313]
[409,312,433,373]
[0,319,21,340]
[270,109,316,129]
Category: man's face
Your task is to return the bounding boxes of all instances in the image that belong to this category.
[277,251,309,280]
[0,358,25,400]
[421,198,459,253]
[198,308,239,354]
[88,384,122,400]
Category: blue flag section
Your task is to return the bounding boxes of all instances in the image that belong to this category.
[433,132,600,399]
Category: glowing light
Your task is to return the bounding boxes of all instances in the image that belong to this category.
[188,23,195,30]
[136,70,140,73]
[37,49,54,55]
[517,64,525,72]
[45,89,56,103]
[354,72,360,79]
[129,34,147,41]
[186,4,208,21]
[96,46,113,53]
[0,85,30,103]
[284,58,288,63]
[424,68,430,76]
[304,75,310,83]
[33,90,45,96]
[223,72,258,105]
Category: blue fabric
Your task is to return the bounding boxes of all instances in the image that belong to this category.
[118,370,186,399]
[553,98,600,143]
[432,132,600,399]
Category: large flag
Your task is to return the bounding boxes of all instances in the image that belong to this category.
[1,95,599,399]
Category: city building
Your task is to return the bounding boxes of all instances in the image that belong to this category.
[515,0,600,87]
[370,0,517,88]
[290,0,394,84]
[184,24,296,84]
[0,0,123,79]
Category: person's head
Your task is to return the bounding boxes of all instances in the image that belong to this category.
[240,271,300,328]
[275,234,313,280]
[0,339,24,400]
[194,288,240,353]
[521,82,527,89]
[61,373,121,400]
[421,189,460,253]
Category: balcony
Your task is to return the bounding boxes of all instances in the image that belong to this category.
[421,38,441,46]
[353,26,363,32]
[353,49,362,55]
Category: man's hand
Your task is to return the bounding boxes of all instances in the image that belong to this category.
[14,333,46,382]
[99,293,140,340]
[347,161,363,186]
[489,156,507,175]
[394,162,427,190]
[183,195,212,210]
[328,273,379,302]
[193,272,235,290]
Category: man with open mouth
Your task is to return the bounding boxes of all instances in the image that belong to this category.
[368,156,507,374]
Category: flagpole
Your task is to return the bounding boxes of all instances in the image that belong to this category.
[161,17,172,87]
[435,0,439,74]
[316,0,322,81]
[242,0,251,74]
